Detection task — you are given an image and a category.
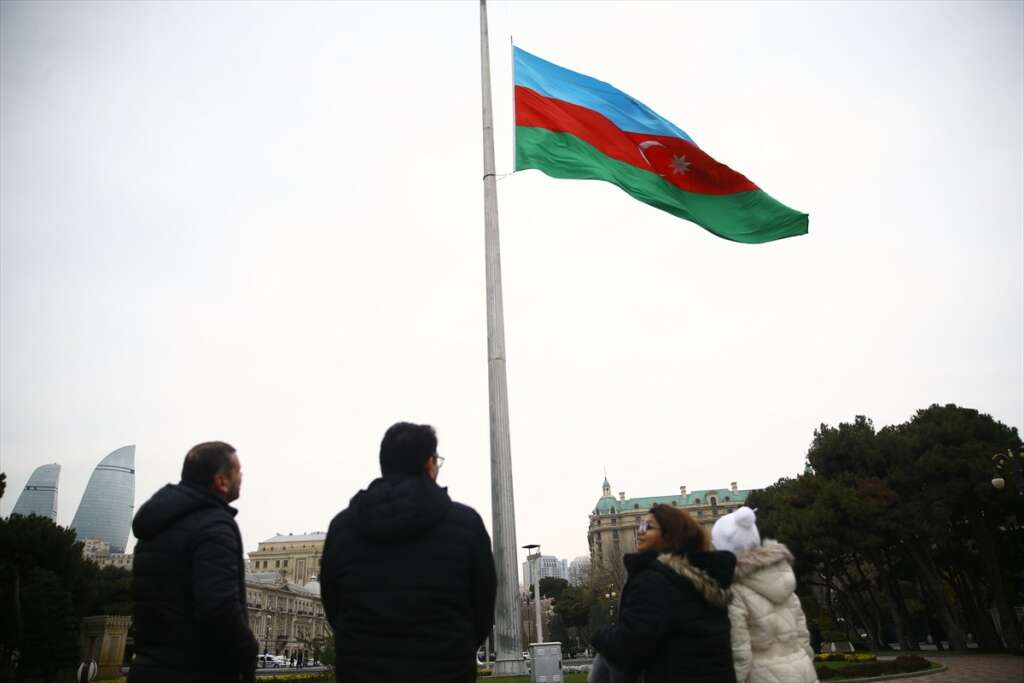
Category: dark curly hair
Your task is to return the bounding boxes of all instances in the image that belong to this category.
[650,503,710,555]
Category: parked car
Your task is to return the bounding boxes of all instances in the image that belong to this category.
[257,654,280,668]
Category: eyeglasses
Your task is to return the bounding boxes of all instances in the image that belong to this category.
[434,454,445,471]
[638,520,660,534]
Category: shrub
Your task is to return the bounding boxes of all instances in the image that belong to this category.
[894,655,931,673]
[814,652,877,663]
[815,654,932,680]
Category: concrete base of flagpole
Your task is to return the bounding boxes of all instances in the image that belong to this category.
[491,656,528,677]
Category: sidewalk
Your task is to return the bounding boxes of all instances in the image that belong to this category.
[923,655,1023,683]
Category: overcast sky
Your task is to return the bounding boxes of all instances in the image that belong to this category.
[2,1,1022,569]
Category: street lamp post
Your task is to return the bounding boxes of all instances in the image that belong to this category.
[264,620,271,667]
[992,448,1024,494]
[524,544,544,643]
[605,587,618,621]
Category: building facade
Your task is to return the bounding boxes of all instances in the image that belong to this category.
[522,555,569,590]
[81,537,134,570]
[246,572,330,657]
[568,556,591,586]
[104,553,134,570]
[11,463,61,521]
[81,538,111,563]
[71,445,136,553]
[248,532,326,585]
[588,476,750,574]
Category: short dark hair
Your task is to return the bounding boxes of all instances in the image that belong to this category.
[181,441,236,487]
[379,422,437,476]
[650,503,710,555]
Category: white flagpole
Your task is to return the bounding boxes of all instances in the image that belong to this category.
[479,0,527,675]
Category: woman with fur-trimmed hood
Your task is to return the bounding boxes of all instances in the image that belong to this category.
[591,503,738,683]
[712,507,818,683]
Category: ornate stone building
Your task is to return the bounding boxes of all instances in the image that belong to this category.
[81,538,111,563]
[245,571,330,657]
[248,532,326,585]
[81,537,134,570]
[80,615,131,679]
[588,476,750,575]
[103,552,133,570]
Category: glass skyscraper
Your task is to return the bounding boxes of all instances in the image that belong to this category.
[11,463,61,521]
[70,445,136,553]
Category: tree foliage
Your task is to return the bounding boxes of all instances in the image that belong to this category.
[549,584,597,655]
[538,577,569,600]
[19,568,79,681]
[0,512,133,681]
[749,404,1023,652]
[544,562,627,655]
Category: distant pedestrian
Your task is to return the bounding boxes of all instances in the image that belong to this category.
[289,654,295,668]
[321,422,497,683]
[808,620,822,655]
[591,504,737,683]
[712,507,817,683]
[129,442,258,683]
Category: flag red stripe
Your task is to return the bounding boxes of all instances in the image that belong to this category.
[516,85,758,196]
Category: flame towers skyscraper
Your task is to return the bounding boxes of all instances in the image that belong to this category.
[11,463,61,520]
[70,445,136,553]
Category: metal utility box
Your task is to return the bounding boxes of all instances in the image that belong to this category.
[528,642,563,683]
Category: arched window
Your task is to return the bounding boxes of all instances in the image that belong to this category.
[694,498,701,504]
[710,496,718,506]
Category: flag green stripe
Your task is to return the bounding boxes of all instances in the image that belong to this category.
[515,126,808,244]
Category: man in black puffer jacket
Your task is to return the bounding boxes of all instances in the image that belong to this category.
[129,441,258,683]
[321,422,497,683]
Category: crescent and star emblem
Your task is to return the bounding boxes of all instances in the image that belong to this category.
[638,140,691,176]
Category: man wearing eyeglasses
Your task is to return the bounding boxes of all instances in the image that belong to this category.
[320,422,497,683]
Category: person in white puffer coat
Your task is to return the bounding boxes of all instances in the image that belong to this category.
[712,507,818,683]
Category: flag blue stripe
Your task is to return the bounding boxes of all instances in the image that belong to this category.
[513,46,694,144]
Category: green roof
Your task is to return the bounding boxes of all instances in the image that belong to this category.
[594,488,750,514]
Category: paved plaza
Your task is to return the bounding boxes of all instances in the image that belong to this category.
[926,655,1023,683]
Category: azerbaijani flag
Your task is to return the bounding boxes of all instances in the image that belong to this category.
[514,47,808,244]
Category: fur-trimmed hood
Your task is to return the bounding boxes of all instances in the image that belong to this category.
[734,539,796,605]
[655,552,733,609]
[596,549,739,682]
[623,550,734,608]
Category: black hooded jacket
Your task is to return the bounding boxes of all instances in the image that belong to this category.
[321,475,497,683]
[129,481,257,683]
[592,550,738,683]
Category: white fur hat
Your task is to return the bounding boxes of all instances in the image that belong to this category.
[711,506,761,555]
